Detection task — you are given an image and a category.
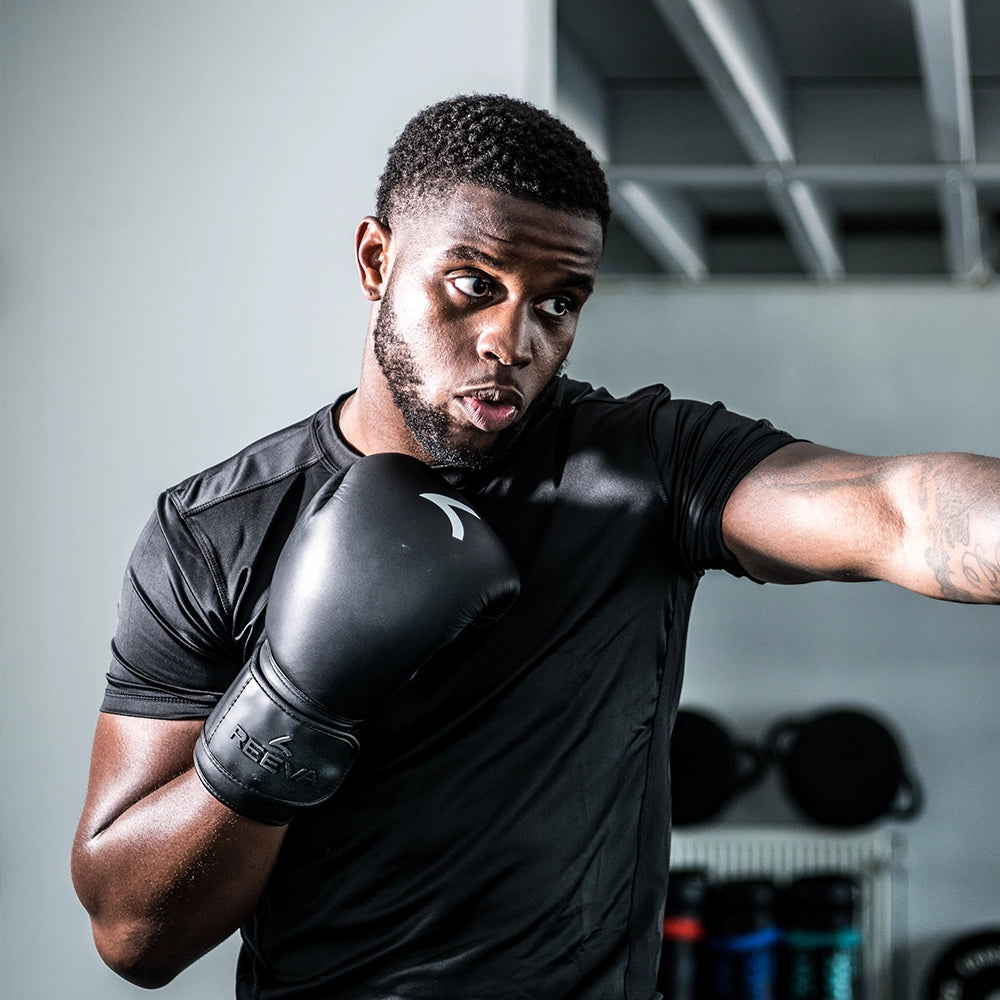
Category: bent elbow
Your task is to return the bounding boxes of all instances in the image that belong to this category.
[72,841,192,988]
[91,921,188,990]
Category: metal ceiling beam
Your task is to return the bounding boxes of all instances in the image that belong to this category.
[910,0,975,162]
[609,162,1000,187]
[650,0,844,280]
[768,173,844,283]
[557,35,708,280]
[940,169,987,281]
[650,0,792,163]
[910,0,985,279]
[614,182,708,281]
[556,35,611,164]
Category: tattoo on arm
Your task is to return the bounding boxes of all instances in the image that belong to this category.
[917,456,1000,602]
[928,540,1000,602]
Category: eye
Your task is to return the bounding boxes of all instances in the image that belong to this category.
[452,274,493,299]
[537,295,575,318]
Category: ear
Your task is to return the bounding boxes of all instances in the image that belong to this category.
[355,216,392,301]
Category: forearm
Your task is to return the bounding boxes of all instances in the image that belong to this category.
[890,452,1000,603]
[72,718,286,987]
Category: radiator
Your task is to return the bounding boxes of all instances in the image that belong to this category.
[670,826,905,998]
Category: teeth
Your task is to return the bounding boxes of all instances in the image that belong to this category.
[472,391,516,407]
[459,395,518,433]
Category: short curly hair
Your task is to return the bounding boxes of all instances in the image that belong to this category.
[375,94,610,238]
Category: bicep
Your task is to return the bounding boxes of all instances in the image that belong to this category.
[722,442,905,585]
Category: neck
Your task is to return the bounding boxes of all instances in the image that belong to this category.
[337,334,428,462]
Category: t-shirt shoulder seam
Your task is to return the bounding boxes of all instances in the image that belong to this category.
[163,489,237,622]
[180,455,325,517]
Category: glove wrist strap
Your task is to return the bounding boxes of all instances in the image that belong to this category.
[193,641,360,825]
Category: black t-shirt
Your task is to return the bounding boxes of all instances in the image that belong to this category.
[102,377,795,1000]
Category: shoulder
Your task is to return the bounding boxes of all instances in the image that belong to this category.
[537,376,675,437]
[545,377,743,447]
[549,376,672,411]
[167,403,341,518]
[542,377,794,455]
[145,402,348,617]
[501,377,679,496]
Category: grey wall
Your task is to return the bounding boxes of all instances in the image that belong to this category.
[0,2,551,997]
[3,3,998,998]
[571,279,1000,992]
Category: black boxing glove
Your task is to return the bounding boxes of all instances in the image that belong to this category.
[193,453,520,824]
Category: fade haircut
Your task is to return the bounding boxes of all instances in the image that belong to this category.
[375,94,611,238]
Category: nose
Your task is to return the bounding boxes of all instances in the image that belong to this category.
[476,304,533,368]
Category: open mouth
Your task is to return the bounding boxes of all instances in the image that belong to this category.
[456,389,522,434]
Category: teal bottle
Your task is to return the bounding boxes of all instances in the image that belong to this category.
[783,876,860,1000]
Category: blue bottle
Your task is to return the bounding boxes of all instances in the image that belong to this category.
[707,880,782,1000]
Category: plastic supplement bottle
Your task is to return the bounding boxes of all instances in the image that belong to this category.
[657,869,709,1000]
[782,875,860,1000]
[707,880,781,1000]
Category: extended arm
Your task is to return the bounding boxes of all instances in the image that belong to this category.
[71,713,286,988]
[723,442,1000,602]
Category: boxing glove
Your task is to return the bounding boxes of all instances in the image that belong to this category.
[193,453,520,824]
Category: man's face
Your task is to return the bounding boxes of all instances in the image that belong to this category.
[371,184,604,469]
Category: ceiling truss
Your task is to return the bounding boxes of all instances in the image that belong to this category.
[557,0,997,283]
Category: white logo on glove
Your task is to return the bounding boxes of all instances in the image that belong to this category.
[419,493,481,541]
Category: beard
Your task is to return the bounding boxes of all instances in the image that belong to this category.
[372,287,554,470]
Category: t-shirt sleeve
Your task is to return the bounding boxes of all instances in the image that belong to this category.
[649,395,799,578]
[101,491,241,719]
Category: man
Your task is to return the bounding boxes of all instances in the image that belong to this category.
[72,94,1000,999]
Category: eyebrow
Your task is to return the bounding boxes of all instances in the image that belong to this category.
[443,243,597,294]
[445,244,505,269]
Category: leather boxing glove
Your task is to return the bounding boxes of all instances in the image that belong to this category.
[193,453,520,824]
